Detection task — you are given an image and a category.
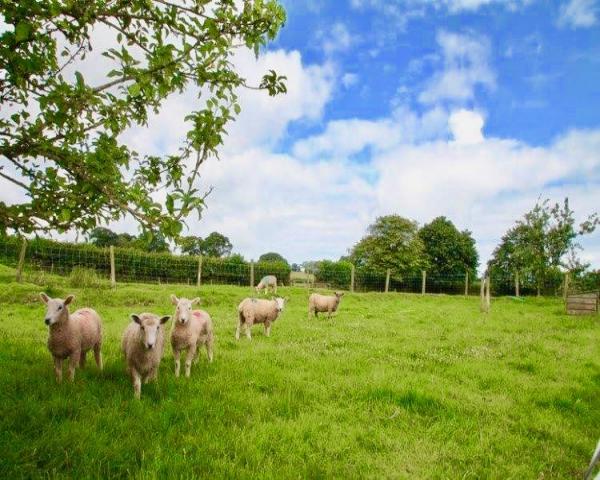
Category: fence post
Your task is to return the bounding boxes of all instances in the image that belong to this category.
[250,260,254,288]
[515,271,520,297]
[197,255,203,287]
[464,271,469,296]
[16,238,27,283]
[350,264,355,293]
[385,269,390,293]
[109,246,116,288]
[563,271,570,301]
[480,277,486,312]
[421,270,426,295]
[485,276,491,312]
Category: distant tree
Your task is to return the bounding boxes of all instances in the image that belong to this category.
[291,263,301,272]
[88,227,118,248]
[349,215,425,274]
[228,253,246,264]
[199,232,232,258]
[116,233,136,248]
[134,231,170,253]
[419,216,478,277]
[259,252,288,264]
[179,236,203,256]
[489,198,598,295]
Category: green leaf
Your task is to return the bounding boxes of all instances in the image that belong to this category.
[15,22,31,42]
[128,83,141,96]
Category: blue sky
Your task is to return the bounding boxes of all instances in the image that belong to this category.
[2,0,599,268]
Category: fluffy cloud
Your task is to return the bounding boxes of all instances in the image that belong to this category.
[419,30,496,104]
[558,0,598,28]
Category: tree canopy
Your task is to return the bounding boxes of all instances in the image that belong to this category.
[0,0,286,239]
[348,215,425,274]
[489,198,598,293]
[419,216,478,277]
[88,226,168,252]
[258,252,288,264]
[179,231,232,257]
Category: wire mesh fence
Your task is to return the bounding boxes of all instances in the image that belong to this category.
[0,235,585,296]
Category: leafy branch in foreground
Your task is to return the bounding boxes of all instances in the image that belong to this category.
[0,0,287,239]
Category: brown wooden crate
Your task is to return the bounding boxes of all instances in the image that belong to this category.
[567,293,599,300]
[567,309,598,315]
[567,299,599,307]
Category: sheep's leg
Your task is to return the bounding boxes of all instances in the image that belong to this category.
[132,370,142,399]
[53,357,63,383]
[328,308,332,320]
[245,322,252,340]
[273,284,277,294]
[93,343,103,370]
[79,351,87,368]
[206,337,214,363]
[174,349,181,377]
[235,321,241,340]
[265,322,272,337]
[68,350,80,382]
[147,366,159,382]
[185,344,197,378]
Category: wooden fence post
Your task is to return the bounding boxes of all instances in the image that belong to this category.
[421,270,426,295]
[16,238,27,283]
[250,260,254,288]
[385,269,391,293]
[480,277,486,312]
[109,246,116,288]
[197,255,203,287]
[350,264,355,293]
[464,271,469,296]
[515,271,520,297]
[563,271,570,301]
[485,276,491,312]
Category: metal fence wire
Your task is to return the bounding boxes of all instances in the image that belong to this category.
[0,235,588,296]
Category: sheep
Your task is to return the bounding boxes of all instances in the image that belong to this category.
[255,275,277,294]
[308,292,344,319]
[236,297,286,340]
[121,312,170,399]
[39,293,103,383]
[170,295,214,378]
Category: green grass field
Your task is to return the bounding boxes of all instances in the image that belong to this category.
[0,265,598,479]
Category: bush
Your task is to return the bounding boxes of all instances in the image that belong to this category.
[69,267,103,288]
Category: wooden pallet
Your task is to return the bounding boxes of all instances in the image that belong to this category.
[566,291,599,315]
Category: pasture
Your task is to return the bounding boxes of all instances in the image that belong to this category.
[0,265,598,479]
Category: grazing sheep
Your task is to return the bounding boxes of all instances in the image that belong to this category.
[236,297,286,340]
[122,312,170,399]
[308,292,344,319]
[170,295,214,378]
[39,293,103,383]
[255,275,277,294]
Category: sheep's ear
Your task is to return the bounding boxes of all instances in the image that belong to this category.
[64,294,75,306]
[160,315,171,324]
[40,292,49,304]
[170,294,179,305]
[191,297,200,305]
[131,314,142,325]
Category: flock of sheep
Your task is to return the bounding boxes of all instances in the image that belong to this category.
[38,276,344,398]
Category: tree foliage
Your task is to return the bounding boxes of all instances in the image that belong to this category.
[180,231,232,257]
[348,215,425,274]
[489,198,598,292]
[0,0,287,238]
[88,226,168,252]
[258,251,288,264]
[419,216,478,277]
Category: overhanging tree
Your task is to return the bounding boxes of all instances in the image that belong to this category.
[0,0,287,238]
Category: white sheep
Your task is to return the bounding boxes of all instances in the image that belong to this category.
[39,293,103,383]
[308,292,344,319]
[121,312,170,399]
[236,297,286,340]
[255,275,277,294]
[170,295,214,378]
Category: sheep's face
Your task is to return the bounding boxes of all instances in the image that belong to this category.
[274,297,285,312]
[334,292,344,300]
[131,313,170,350]
[40,293,74,326]
[171,295,200,325]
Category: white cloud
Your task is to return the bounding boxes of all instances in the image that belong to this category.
[342,73,359,88]
[318,22,355,56]
[350,0,533,17]
[558,0,598,28]
[449,109,485,144]
[419,30,496,104]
